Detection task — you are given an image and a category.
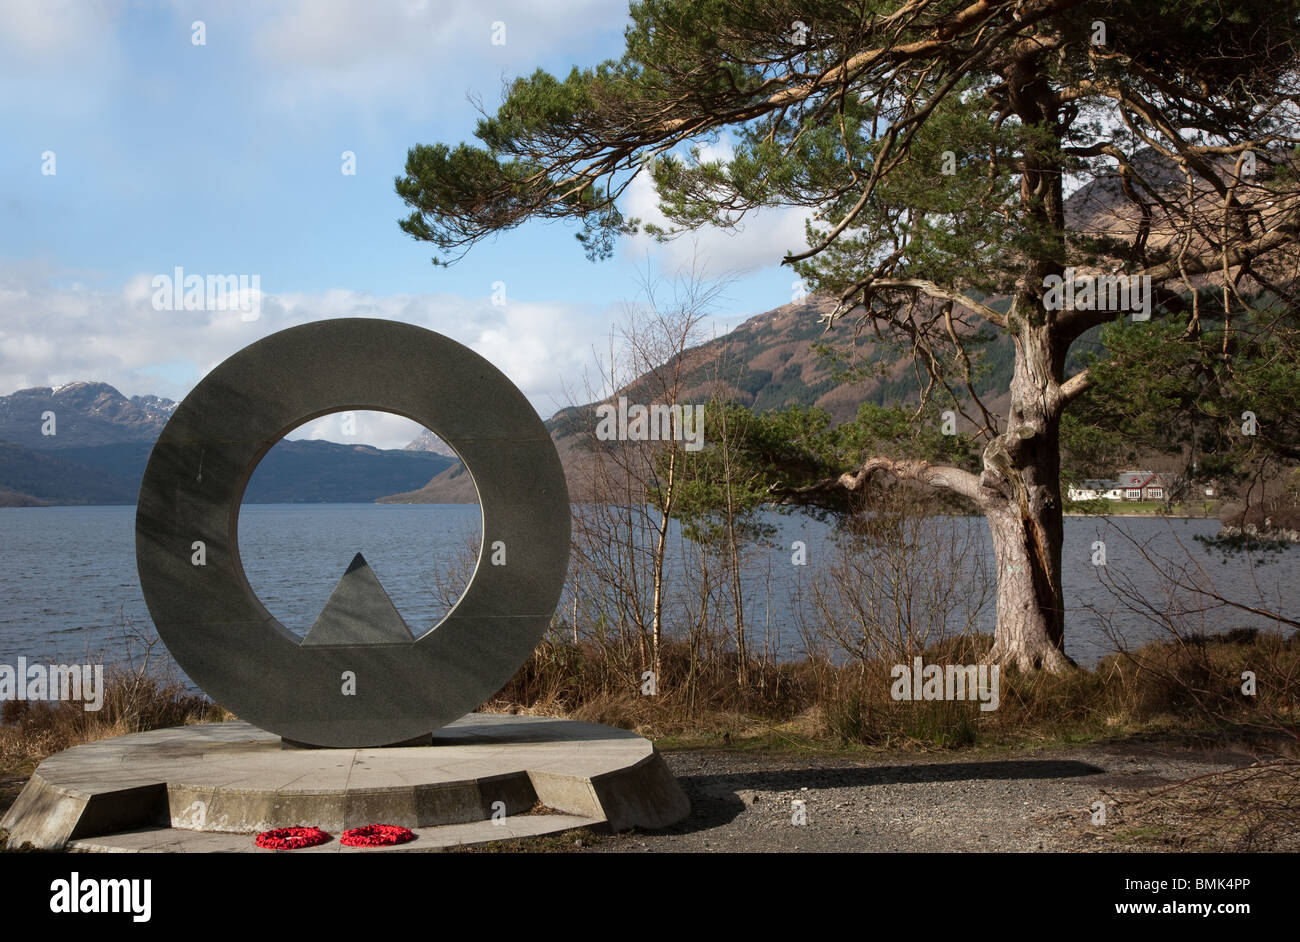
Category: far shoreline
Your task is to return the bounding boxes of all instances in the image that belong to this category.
[1062,511,1216,519]
[1,501,1229,523]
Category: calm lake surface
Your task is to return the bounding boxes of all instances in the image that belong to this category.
[0,504,1294,687]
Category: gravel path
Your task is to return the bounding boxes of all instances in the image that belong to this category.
[579,741,1263,852]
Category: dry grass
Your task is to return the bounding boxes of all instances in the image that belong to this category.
[484,634,820,740]
[0,665,227,777]
[484,628,1300,752]
[1096,761,1300,851]
[3,629,1293,772]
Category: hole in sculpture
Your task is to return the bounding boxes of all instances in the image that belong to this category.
[236,410,483,641]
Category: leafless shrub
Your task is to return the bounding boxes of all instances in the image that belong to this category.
[794,482,993,665]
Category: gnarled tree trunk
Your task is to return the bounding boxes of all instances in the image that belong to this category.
[983,500,1070,671]
[835,317,1076,673]
[978,320,1072,672]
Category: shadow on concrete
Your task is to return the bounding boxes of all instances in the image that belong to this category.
[664,758,1105,832]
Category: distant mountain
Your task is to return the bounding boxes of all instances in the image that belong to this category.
[403,428,459,458]
[0,436,455,506]
[382,453,481,504]
[0,442,131,505]
[241,440,455,503]
[0,382,176,450]
[0,382,456,505]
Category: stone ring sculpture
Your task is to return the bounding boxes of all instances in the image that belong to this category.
[135,318,571,747]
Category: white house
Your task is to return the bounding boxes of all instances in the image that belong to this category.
[1067,479,1123,501]
[1069,473,1176,502]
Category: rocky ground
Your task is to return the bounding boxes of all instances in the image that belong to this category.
[489,739,1292,853]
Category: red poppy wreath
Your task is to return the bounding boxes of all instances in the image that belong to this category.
[340,824,415,847]
[255,826,330,850]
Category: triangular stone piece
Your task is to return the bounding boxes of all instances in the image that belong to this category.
[300,553,415,646]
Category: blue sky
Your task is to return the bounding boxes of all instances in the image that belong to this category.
[0,0,811,447]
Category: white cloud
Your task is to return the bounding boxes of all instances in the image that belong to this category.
[0,0,121,61]
[623,135,814,278]
[1,0,629,119]
[0,0,125,110]
[252,0,621,67]
[295,410,423,450]
[246,0,629,114]
[0,267,609,448]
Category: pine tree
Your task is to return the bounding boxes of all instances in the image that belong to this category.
[396,0,1300,670]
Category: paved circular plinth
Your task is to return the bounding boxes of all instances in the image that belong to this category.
[0,715,691,851]
[134,318,571,748]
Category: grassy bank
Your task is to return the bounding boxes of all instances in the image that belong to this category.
[2,629,1294,788]
[1063,499,1221,517]
[487,629,1299,755]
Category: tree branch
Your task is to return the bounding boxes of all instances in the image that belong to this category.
[1058,367,1093,403]
[772,456,988,509]
[868,278,1008,327]
[1137,218,1300,284]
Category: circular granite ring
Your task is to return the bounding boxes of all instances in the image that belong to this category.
[135,318,571,747]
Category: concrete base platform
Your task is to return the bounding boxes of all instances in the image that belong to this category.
[66,814,600,853]
[1,714,690,852]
